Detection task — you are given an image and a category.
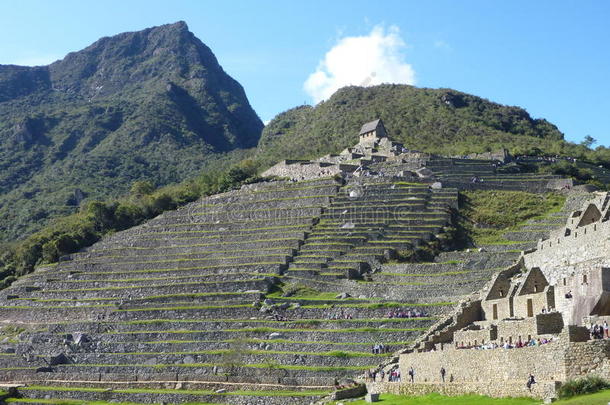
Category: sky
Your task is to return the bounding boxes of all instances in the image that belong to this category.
[1,0,609,146]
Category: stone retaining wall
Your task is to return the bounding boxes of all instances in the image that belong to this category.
[369,380,559,400]
[396,338,610,399]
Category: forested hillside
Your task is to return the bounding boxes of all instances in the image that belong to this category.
[257,85,610,168]
[0,21,262,241]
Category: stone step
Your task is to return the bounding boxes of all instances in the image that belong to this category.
[92,230,308,246]
[476,242,537,252]
[300,243,352,252]
[295,250,344,259]
[149,207,323,225]
[39,266,282,283]
[288,263,325,271]
[127,217,316,234]
[502,230,549,242]
[9,292,263,308]
[188,195,333,214]
[50,328,428,346]
[68,247,297,262]
[8,279,272,304]
[88,238,305,252]
[57,255,291,272]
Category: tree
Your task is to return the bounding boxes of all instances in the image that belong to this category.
[581,135,597,148]
[130,180,155,197]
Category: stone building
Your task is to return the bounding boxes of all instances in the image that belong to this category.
[378,193,610,401]
[262,119,406,180]
[358,119,388,146]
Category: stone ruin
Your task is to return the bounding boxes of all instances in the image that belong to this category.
[263,119,572,193]
[0,119,603,404]
[370,192,610,402]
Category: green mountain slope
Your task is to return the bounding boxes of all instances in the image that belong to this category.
[256,84,595,166]
[0,21,262,242]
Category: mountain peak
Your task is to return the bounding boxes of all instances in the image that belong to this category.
[0,22,263,241]
[162,20,189,31]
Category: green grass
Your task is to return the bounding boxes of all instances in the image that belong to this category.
[111,317,431,325]
[6,385,328,405]
[141,338,413,346]
[335,390,610,405]
[17,291,252,303]
[457,190,566,246]
[196,194,334,208]
[68,253,290,267]
[554,389,610,404]
[7,400,171,405]
[43,277,267,293]
[55,362,369,372]
[14,384,328,398]
[332,393,538,405]
[82,348,382,358]
[192,204,323,216]
[103,326,427,335]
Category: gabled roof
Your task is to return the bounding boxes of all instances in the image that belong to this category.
[516,267,549,296]
[359,119,382,135]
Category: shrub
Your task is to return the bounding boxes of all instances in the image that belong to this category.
[558,376,610,398]
[327,351,350,358]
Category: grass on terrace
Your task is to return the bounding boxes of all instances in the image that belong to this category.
[457,190,565,246]
[334,390,610,405]
[8,384,330,398]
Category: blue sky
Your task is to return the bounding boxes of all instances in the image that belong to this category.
[1,0,609,146]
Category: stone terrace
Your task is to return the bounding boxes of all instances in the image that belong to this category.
[0,176,473,405]
[0,176,577,404]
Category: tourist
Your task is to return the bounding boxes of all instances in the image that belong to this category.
[440,367,446,383]
[604,321,609,338]
[408,366,415,383]
[591,323,604,340]
[526,374,536,391]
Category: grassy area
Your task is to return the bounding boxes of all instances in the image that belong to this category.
[555,389,610,404]
[17,385,327,397]
[7,400,169,405]
[457,190,565,246]
[333,393,536,405]
[332,390,610,405]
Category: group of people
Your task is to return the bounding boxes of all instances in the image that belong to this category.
[371,343,390,354]
[388,368,401,382]
[456,336,555,350]
[590,321,609,339]
[386,308,428,319]
[364,367,401,382]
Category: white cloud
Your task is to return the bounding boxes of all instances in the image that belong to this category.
[304,25,415,103]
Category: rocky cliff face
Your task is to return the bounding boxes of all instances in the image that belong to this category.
[0,21,263,241]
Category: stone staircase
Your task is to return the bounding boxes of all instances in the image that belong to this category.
[283,178,456,283]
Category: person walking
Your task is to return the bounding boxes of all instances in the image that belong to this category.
[526,374,536,392]
[440,367,446,383]
[408,366,415,383]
